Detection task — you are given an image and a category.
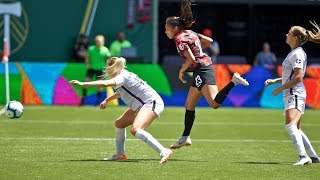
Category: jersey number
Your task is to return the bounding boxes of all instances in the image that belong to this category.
[194,40,205,56]
[195,75,202,87]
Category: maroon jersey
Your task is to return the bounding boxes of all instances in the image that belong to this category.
[174,30,212,70]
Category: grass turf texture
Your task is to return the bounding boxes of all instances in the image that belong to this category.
[0,106,319,179]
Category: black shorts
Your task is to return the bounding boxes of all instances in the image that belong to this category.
[86,69,103,79]
[192,65,216,91]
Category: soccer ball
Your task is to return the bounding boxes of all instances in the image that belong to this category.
[5,100,24,119]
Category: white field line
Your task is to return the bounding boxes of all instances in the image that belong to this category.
[1,119,320,126]
[0,137,320,143]
[0,108,5,115]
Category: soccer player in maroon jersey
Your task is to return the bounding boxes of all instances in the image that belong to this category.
[165,0,249,149]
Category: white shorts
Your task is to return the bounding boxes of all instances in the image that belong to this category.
[284,95,306,114]
[140,97,164,117]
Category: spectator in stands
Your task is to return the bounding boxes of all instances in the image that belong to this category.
[202,28,220,64]
[110,32,132,57]
[82,35,111,105]
[73,34,89,62]
[254,42,277,68]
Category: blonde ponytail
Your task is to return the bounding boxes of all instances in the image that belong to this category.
[307,20,320,43]
[291,21,320,45]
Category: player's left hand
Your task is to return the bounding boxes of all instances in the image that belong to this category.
[272,88,281,96]
[179,71,187,83]
[265,79,275,86]
[100,100,107,109]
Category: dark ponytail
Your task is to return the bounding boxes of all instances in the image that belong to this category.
[166,0,196,28]
[180,0,196,27]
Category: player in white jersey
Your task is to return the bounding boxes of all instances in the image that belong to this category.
[69,57,173,164]
[265,21,320,165]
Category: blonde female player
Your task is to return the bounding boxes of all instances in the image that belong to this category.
[69,57,173,164]
[265,21,320,165]
[165,0,249,149]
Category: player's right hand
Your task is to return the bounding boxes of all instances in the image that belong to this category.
[179,71,187,84]
[100,100,107,109]
[69,80,83,86]
[264,79,275,86]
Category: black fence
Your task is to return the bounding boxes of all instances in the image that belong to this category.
[158,2,320,64]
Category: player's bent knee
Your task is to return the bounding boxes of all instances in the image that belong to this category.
[115,120,125,128]
[286,116,299,125]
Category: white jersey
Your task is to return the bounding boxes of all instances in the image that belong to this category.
[282,47,307,98]
[110,70,162,111]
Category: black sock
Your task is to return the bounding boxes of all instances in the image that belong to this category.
[219,82,235,95]
[81,89,87,104]
[182,110,195,136]
[214,82,234,104]
[83,89,87,97]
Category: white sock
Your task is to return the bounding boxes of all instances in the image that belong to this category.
[179,136,190,143]
[300,129,318,157]
[115,128,126,155]
[135,129,165,153]
[285,124,307,157]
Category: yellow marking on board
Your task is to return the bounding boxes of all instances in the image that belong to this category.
[106,86,119,106]
[80,0,94,34]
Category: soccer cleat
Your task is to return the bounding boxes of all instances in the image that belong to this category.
[231,73,249,86]
[103,154,127,161]
[169,136,192,149]
[293,155,312,166]
[160,148,173,164]
[311,156,320,163]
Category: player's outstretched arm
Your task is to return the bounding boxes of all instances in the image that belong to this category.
[100,92,120,109]
[69,80,116,87]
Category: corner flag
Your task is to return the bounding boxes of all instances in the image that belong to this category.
[2,38,9,62]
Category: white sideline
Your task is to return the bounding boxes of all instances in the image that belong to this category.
[1,119,320,126]
[0,107,5,115]
[0,137,320,143]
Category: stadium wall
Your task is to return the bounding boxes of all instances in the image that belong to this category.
[1,0,155,63]
[1,62,320,109]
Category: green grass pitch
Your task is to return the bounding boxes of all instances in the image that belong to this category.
[0,106,319,179]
